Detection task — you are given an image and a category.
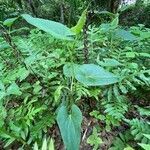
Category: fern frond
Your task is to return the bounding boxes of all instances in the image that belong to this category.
[103,100,128,121]
[31,115,55,138]
[126,118,150,144]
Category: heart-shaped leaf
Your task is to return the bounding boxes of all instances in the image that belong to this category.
[57,104,82,150]
[75,64,119,86]
[115,29,137,41]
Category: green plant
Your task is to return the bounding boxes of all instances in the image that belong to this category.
[109,131,134,150]
[87,127,103,150]
[19,12,120,149]
[0,6,149,150]
[33,137,55,150]
[125,118,150,143]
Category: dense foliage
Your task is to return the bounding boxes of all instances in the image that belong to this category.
[0,1,150,150]
[120,0,150,27]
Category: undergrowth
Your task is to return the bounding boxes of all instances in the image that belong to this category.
[0,11,150,150]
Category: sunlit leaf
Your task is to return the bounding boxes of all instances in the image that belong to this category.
[71,9,87,34]
[22,14,74,40]
[115,29,137,41]
[49,138,55,150]
[75,64,119,86]
[138,143,150,150]
[3,17,18,27]
[41,138,47,150]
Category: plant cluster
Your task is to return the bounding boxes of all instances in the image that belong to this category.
[0,8,150,150]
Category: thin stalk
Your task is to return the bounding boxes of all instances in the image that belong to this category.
[66,39,77,108]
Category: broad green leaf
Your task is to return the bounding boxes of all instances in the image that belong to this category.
[115,29,137,41]
[3,17,18,27]
[57,104,82,150]
[7,82,22,96]
[63,63,79,77]
[71,9,87,34]
[22,14,74,40]
[75,64,119,86]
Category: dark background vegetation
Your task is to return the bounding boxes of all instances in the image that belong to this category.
[0,0,150,27]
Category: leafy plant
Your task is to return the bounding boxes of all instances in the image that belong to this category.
[0,4,149,150]
[125,118,150,143]
[110,131,134,150]
[87,127,103,150]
